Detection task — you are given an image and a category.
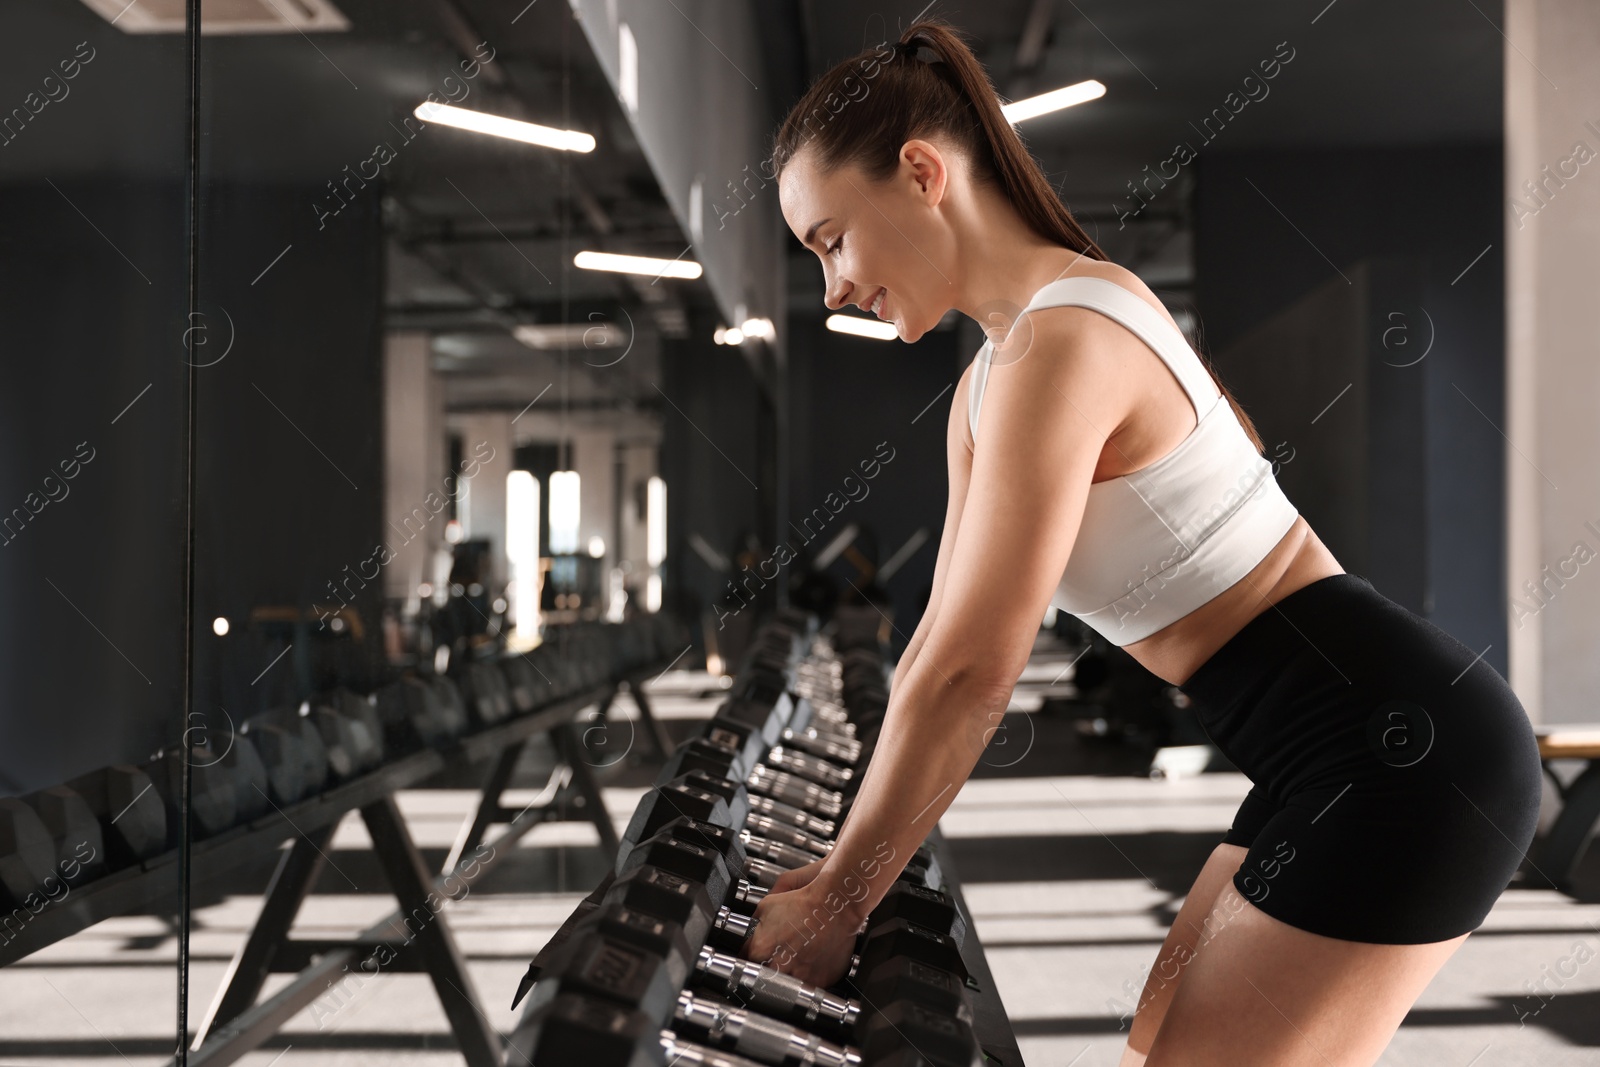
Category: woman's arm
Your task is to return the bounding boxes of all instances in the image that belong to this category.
[889,367,977,693]
[747,310,1133,984]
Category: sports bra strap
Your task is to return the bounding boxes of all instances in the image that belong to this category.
[1020,276,1219,417]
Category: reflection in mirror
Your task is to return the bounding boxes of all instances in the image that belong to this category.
[188,3,693,1064]
[0,1,193,1061]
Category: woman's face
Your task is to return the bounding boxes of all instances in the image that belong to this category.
[779,140,956,344]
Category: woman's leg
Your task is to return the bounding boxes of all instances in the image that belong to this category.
[1119,842,1249,1066]
[1143,878,1468,1067]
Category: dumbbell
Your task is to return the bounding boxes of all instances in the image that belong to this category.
[849,917,968,984]
[661,1028,784,1067]
[663,733,765,784]
[506,994,660,1066]
[745,766,844,819]
[530,908,862,1042]
[867,881,966,946]
[761,747,853,791]
[137,745,241,840]
[680,770,836,840]
[529,887,829,1022]
[0,797,59,907]
[64,764,167,869]
[847,955,973,1027]
[671,988,862,1067]
[620,777,746,850]
[775,727,860,765]
[213,734,273,823]
[618,817,773,914]
[241,709,328,806]
[428,675,472,735]
[618,827,741,905]
[23,785,107,885]
[520,927,680,1023]
[621,776,833,875]
[692,943,861,1039]
[374,675,461,753]
[617,779,829,891]
[509,993,773,1067]
[458,661,511,727]
[601,865,754,957]
[500,655,538,714]
[712,704,857,768]
[306,701,382,779]
[856,999,983,1067]
[323,689,387,763]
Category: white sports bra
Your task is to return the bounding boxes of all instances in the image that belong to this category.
[968,275,1300,646]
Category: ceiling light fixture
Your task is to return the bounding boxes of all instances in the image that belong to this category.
[1000,79,1107,123]
[574,250,702,279]
[826,314,898,341]
[415,103,595,152]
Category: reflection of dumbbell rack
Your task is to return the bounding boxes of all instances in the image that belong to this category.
[0,614,691,1067]
[509,608,1023,1066]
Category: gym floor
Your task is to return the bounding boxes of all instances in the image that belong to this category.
[4,631,1598,1067]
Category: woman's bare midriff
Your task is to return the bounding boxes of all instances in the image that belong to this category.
[1120,515,1345,687]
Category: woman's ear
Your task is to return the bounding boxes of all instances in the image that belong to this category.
[901,139,948,200]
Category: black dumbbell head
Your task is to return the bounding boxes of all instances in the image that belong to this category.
[848,955,974,1025]
[860,998,983,1067]
[65,765,167,869]
[506,993,666,1067]
[0,797,57,907]
[856,917,968,982]
[868,882,966,945]
[618,780,734,859]
[24,785,106,885]
[524,929,680,1022]
[601,866,716,950]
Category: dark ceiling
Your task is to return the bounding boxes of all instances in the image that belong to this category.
[2,0,1503,411]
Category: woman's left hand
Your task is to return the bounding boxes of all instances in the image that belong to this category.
[743,880,865,988]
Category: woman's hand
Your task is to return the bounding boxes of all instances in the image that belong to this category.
[742,876,865,988]
[769,855,827,895]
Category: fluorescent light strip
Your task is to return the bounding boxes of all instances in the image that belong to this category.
[1000,79,1106,123]
[574,250,703,279]
[826,314,898,341]
[415,103,595,152]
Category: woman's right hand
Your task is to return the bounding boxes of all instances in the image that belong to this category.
[769,855,828,895]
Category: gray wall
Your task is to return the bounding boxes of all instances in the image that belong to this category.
[1197,144,1505,670]
[194,183,388,718]
[0,181,192,793]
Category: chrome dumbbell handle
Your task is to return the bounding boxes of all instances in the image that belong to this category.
[745,814,832,856]
[660,1029,769,1067]
[747,765,844,817]
[740,830,825,870]
[766,746,854,789]
[695,945,862,1031]
[716,904,757,938]
[674,989,863,1067]
[748,793,837,839]
[732,879,769,908]
[743,856,787,889]
[780,727,862,764]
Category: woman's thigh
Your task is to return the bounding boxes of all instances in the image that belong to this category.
[1123,842,1249,1058]
[1145,879,1468,1067]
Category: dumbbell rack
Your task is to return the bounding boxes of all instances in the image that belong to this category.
[0,616,689,1067]
[508,608,1023,1066]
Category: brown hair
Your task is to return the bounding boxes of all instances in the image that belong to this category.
[769,17,1266,454]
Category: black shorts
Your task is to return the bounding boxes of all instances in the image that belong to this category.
[1179,573,1544,944]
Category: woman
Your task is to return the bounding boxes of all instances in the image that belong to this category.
[744,17,1544,1067]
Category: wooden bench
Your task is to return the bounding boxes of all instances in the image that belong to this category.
[1531,727,1600,890]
